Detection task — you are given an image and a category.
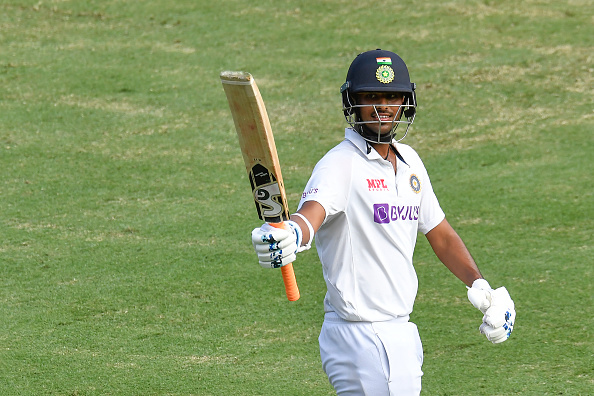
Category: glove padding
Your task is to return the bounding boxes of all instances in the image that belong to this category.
[251,221,302,269]
[468,279,516,344]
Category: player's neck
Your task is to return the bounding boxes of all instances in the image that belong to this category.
[371,143,391,160]
[371,143,397,174]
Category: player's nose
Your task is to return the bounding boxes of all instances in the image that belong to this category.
[377,94,389,104]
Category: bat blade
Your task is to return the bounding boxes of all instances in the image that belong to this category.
[220,71,300,302]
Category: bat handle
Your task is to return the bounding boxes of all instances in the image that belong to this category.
[270,222,300,301]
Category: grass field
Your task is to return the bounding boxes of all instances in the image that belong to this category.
[1,0,592,394]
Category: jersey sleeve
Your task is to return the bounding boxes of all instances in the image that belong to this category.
[416,158,445,234]
[298,148,352,221]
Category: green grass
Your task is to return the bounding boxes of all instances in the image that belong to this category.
[1,0,592,394]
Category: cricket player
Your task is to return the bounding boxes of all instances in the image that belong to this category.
[252,49,516,395]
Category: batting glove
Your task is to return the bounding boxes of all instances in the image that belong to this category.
[467,279,516,344]
[251,221,303,269]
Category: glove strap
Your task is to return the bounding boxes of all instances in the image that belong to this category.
[292,213,313,252]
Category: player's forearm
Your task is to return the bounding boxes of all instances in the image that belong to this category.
[425,219,483,286]
[436,236,482,287]
[290,201,325,247]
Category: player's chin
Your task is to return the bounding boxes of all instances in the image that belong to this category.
[371,119,394,131]
[369,125,394,137]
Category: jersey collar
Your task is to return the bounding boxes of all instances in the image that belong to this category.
[345,128,381,159]
[344,127,408,165]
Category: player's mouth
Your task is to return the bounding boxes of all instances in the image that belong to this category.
[372,113,394,122]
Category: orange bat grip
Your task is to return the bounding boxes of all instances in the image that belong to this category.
[270,222,300,301]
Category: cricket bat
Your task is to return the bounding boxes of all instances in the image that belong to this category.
[220,71,300,302]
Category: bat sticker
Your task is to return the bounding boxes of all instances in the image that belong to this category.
[249,163,288,223]
[255,183,283,218]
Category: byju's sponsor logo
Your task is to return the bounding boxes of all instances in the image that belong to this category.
[374,204,390,223]
[302,187,318,199]
[373,203,419,224]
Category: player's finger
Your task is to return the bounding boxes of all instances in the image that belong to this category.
[257,247,296,261]
[253,232,297,251]
[479,323,507,343]
[258,252,297,269]
[483,305,508,328]
[252,227,293,244]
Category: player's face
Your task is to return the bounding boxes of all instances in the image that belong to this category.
[356,92,405,135]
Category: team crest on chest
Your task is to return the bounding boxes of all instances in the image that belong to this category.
[409,174,421,193]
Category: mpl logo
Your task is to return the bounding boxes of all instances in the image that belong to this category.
[367,179,389,191]
[374,203,420,224]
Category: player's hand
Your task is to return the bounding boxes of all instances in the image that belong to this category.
[251,221,302,269]
[468,279,516,344]
[467,278,493,314]
[480,286,515,343]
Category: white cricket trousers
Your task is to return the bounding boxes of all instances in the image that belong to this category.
[319,312,423,396]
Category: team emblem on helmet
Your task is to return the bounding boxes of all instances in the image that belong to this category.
[376,65,395,84]
[410,174,421,193]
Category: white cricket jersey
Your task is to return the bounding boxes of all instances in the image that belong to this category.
[298,128,445,322]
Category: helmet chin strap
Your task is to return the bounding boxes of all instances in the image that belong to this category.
[358,123,394,144]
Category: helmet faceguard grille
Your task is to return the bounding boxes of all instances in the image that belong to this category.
[342,93,416,144]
